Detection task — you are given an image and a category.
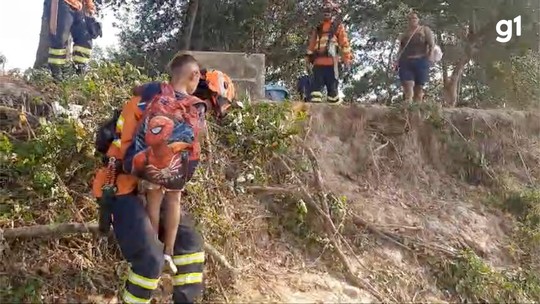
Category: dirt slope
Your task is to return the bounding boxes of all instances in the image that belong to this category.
[307,103,538,264]
[228,103,539,303]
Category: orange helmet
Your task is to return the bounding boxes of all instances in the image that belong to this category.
[194,69,236,118]
[323,0,340,13]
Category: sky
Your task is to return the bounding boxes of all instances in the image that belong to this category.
[0,1,120,70]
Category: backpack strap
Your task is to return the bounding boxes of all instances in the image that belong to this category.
[396,25,422,62]
[325,19,341,56]
[316,24,324,51]
[314,18,341,57]
[160,82,176,97]
[186,95,211,112]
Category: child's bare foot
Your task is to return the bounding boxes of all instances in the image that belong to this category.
[163,254,178,274]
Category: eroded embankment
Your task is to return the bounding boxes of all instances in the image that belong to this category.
[231,102,540,303]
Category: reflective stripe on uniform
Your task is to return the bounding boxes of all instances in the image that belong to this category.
[112,139,121,148]
[73,55,90,64]
[116,115,124,132]
[172,272,203,286]
[137,101,147,110]
[327,95,340,101]
[48,48,67,55]
[127,269,160,290]
[310,91,322,102]
[73,45,92,55]
[173,252,205,266]
[48,58,67,65]
[122,289,151,304]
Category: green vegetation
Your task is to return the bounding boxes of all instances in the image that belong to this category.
[1,64,306,301]
[433,249,540,302]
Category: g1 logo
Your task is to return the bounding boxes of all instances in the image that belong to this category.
[496,15,522,43]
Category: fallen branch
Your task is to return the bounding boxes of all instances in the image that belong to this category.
[2,222,96,238]
[0,105,39,125]
[351,213,412,252]
[0,222,237,275]
[302,150,390,302]
[351,214,458,257]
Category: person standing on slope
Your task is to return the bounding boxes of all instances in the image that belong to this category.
[305,0,352,104]
[92,53,235,304]
[44,0,100,79]
[394,11,436,103]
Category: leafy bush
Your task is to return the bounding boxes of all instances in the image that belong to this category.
[434,249,540,302]
[476,51,540,109]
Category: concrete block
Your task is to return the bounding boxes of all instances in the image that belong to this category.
[189,51,265,100]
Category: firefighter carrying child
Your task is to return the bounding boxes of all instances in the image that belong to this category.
[92,53,235,304]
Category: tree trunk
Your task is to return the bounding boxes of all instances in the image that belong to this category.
[443,58,467,106]
[193,0,205,50]
[182,0,200,50]
[34,1,50,69]
[441,18,498,107]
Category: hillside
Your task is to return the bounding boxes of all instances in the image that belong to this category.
[1,66,539,303]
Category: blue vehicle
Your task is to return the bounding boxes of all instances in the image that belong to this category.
[265,84,290,102]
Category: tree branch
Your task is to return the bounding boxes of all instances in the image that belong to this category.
[1,222,237,275]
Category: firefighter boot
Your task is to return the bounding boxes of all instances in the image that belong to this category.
[75,63,89,76]
[49,65,63,82]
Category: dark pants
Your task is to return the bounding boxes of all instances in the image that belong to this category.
[310,65,339,103]
[112,159,203,304]
[44,0,92,76]
[111,195,204,304]
[297,75,312,102]
[398,57,430,86]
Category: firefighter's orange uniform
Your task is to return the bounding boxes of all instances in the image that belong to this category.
[92,95,142,198]
[64,0,96,13]
[305,13,352,103]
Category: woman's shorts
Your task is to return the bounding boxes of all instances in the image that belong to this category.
[399,57,430,86]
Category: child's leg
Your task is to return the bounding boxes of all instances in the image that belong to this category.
[144,182,164,234]
[162,190,182,256]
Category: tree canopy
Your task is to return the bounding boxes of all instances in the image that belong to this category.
[102,0,539,108]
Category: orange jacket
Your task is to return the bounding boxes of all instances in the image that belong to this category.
[92,96,144,198]
[306,19,352,66]
[64,0,96,14]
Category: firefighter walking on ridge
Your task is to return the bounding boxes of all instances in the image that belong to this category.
[44,0,99,79]
[306,0,352,103]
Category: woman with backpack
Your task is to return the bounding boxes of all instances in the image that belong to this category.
[394,11,437,103]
